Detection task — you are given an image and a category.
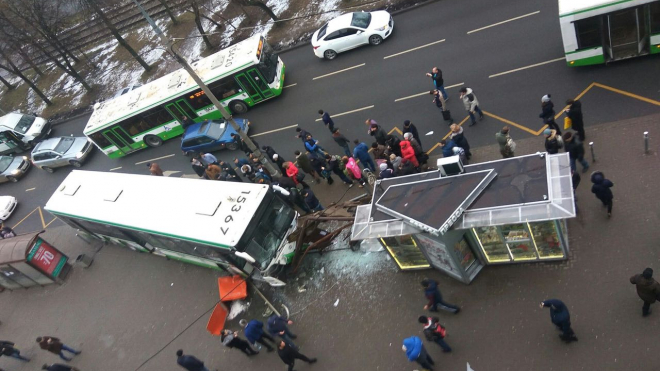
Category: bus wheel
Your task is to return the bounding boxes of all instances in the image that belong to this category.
[69,160,82,168]
[229,100,248,114]
[144,135,163,147]
[226,142,239,151]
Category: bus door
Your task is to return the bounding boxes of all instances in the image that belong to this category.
[236,72,268,103]
[166,101,199,124]
[103,127,135,154]
[246,69,274,98]
[606,7,649,60]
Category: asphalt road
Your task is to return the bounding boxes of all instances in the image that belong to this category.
[2,0,659,232]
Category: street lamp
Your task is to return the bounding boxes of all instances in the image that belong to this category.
[131,0,278,176]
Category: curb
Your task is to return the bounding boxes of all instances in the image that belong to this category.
[49,109,93,126]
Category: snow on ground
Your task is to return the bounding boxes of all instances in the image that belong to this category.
[220,15,246,46]
[318,0,343,21]
[249,0,291,38]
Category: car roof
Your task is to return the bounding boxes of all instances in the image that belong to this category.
[33,137,61,152]
[327,12,355,31]
[183,120,226,139]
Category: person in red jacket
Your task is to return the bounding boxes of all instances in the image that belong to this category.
[400,140,419,167]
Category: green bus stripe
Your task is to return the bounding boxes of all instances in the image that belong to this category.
[560,0,637,17]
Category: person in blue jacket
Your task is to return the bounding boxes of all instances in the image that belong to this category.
[352,140,376,172]
[402,336,434,370]
[540,299,578,343]
[267,314,298,349]
[439,139,457,158]
[240,319,276,352]
[304,135,325,157]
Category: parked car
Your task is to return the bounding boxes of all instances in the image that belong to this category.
[31,136,94,173]
[0,195,17,221]
[0,155,31,183]
[181,118,250,155]
[311,11,393,60]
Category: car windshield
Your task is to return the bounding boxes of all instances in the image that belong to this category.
[243,197,295,269]
[54,137,75,154]
[317,23,329,40]
[257,41,279,84]
[0,157,12,173]
[15,115,36,134]
[351,12,372,28]
[205,121,227,140]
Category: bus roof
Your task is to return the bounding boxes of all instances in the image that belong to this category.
[84,34,263,134]
[44,170,270,249]
[559,0,635,16]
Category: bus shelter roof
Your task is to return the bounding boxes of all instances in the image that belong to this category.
[0,232,41,265]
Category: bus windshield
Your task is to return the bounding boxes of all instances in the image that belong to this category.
[258,42,279,84]
[244,196,295,269]
[15,116,36,134]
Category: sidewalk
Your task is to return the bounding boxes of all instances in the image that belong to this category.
[0,114,658,371]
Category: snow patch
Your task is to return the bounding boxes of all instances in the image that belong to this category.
[227,300,249,320]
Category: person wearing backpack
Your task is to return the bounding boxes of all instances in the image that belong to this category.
[543,129,563,154]
[495,126,515,158]
[418,316,451,353]
[459,87,484,127]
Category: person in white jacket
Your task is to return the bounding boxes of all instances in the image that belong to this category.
[459,87,484,126]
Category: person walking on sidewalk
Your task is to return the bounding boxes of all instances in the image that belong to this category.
[325,154,353,185]
[402,336,434,371]
[277,340,317,371]
[268,314,298,349]
[450,124,471,160]
[37,336,80,361]
[630,268,660,317]
[343,156,366,188]
[0,340,30,362]
[565,99,585,141]
[418,316,452,353]
[176,349,213,371]
[543,129,563,154]
[421,279,460,314]
[42,364,80,371]
[403,120,421,147]
[295,151,321,183]
[540,299,578,343]
[221,329,258,356]
[426,67,448,100]
[368,123,392,146]
[198,152,219,166]
[539,94,561,134]
[495,126,514,158]
[353,140,376,172]
[591,171,614,217]
[331,128,352,157]
[240,319,276,352]
[430,90,453,124]
[147,162,163,176]
[563,132,589,173]
[303,189,324,212]
[459,87,484,127]
[318,110,334,132]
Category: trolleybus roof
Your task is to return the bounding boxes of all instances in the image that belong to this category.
[558,0,640,17]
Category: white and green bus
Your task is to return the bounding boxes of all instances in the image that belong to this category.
[559,0,660,66]
[44,170,298,286]
[84,34,285,158]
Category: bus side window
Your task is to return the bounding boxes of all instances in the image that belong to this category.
[652,3,660,34]
[209,77,240,99]
[89,132,112,149]
[119,117,141,137]
[186,90,212,110]
[142,108,176,129]
[574,17,601,49]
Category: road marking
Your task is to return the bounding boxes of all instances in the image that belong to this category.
[388,127,403,135]
[109,166,122,171]
[283,83,297,89]
[25,188,36,192]
[383,39,446,59]
[467,11,541,34]
[483,111,538,135]
[252,124,298,137]
[593,82,660,106]
[489,57,566,78]
[44,217,59,228]
[394,83,464,102]
[163,170,182,177]
[314,105,374,121]
[135,154,175,166]
[11,207,40,229]
[312,63,365,80]
[38,208,45,228]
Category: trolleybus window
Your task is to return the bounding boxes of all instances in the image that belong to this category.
[258,42,278,84]
[210,77,241,99]
[244,197,295,269]
[651,2,660,33]
[89,132,112,148]
[575,17,601,49]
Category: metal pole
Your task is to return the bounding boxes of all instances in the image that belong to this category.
[589,142,595,163]
[644,131,649,154]
[131,0,279,176]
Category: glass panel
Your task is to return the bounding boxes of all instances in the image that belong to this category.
[414,234,460,278]
[500,223,530,242]
[89,132,112,149]
[209,77,241,99]
[380,235,430,270]
[453,238,476,271]
[186,89,213,110]
[651,3,660,34]
[248,70,273,97]
[575,17,602,49]
[501,223,537,261]
[257,42,278,84]
[473,226,510,263]
[530,221,565,259]
[236,75,260,98]
[113,128,134,144]
[176,100,198,118]
[0,266,36,288]
[243,197,295,270]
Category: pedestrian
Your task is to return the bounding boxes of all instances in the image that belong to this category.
[540,94,561,134]
[295,150,321,182]
[426,66,448,100]
[402,336,434,371]
[565,99,585,141]
[330,128,352,157]
[325,154,353,185]
[318,110,334,132]
[449,123,471,160]
[378,163,394,179]
[397,158,416,176]
[543,128,563,154]
[253,164,272,184]
[343,156,366,188]
[277,340,317,371]
[181,116,196,129]
[540,299,578,343]
[389,153,402,170]
[219,161,242,182]
[36,336,80,361]
[176,349,213,371]
[418,316,451,353]
[368,122,392,146]
[191,157,206,178]
[563,132,589,173]
[240,164,255,182]
[147,162,163,176]
[272,154,286,173]
[304,135,325,157]
[430,90,453,124]
[240,319,276,352]
[439,139,457,158]
[205,163,222,180]
[495,126,515,158]
[294,127,312,144]
[302,189,324,212]
[421,279,460,314]
[221,329,257,356]
[385,134,402,158]
[261,145,278,161]
[283,162,311,189]
[371,142,388,160]
[267,314,298,348]
[288,186,311,214]
[0,226,16,239]
[42,364,80,371]
[400,138,419,168]
[0,340,30,362]
[459,87,484,127]
[309,153,334,184]
[353,140,376,172]
[198,152,218,166]
[630,268,660,317]
[590,171,614,217]
[403,120,421,147]
[231,133,255,156]
[404,132,426,166]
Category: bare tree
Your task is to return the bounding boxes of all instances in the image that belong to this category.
[0,47,52,105]
[0,73,15,90]
[190,0,214,49]
[156,0,178,24]
[232,0,278,21]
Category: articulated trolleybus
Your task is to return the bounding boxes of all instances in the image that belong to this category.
[84,34,284,158]
[45,171,298,286]
[559,0,660,66]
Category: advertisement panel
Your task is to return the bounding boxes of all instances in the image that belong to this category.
[26,239,68,278]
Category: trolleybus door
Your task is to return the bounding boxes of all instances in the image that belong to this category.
[103,127,135,154]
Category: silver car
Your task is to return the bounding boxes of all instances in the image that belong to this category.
[31,136,94,173]
[0,155,31,183]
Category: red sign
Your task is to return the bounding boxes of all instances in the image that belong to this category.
[27,239,65,277]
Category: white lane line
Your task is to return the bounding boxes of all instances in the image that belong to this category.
[252,124,298,137]
[314,105,374,122]
[283,83,297,89]
[109,166,122,171]
[489,57,566,78]
[467,11,541,34]
[135,154,176,166]
[25,188,35,192]
[394,82,465,102]
[383,39,446,59]
[312,63,365,80]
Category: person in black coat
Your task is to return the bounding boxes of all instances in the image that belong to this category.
[403,120,421,147]
[221,329,257,356]
[449,124,471,160]
[563,132,589,173]
[318,110,334,132]
[540,94,561,134]
[277,340,317,371]
[565,99,585,141]
[591,171,614,216]
[176,349,211,371]
[540,299,578,343]
[368,124,392,146]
